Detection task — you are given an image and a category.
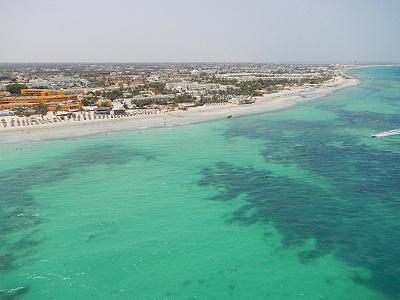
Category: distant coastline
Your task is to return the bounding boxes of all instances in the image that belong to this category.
[0,66,362,144]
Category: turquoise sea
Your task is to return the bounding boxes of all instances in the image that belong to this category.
[1,66,400,300]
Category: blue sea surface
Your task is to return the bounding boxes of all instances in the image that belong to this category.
[0,66,399,299]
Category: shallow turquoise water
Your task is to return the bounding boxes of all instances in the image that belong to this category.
[1,67,400,299]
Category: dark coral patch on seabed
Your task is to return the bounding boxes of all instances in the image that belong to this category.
[200,73,400,299]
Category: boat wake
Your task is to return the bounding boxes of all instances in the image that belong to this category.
[372,128,400,138]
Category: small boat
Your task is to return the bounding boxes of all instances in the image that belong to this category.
[371,131,383,138]
[227,115,232,119]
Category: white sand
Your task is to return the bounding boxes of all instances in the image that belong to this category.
[0,74,360,144]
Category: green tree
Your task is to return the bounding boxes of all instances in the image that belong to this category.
[37,103,49,115]
[6,83,28,95]
[101,89,123,100]
[146,82,168,94]
[81,96,98,106]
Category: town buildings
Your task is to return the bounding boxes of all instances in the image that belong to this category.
[0,63,341,116]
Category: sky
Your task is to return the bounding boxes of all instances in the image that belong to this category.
[0,0,399,63]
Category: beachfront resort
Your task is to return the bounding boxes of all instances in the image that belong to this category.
[0,63,347,130]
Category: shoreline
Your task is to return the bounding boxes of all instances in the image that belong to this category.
[0,69,361,144]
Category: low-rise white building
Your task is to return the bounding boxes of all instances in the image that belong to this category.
[165,82,225,92]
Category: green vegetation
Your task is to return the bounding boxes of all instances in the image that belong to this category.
[303,77,331,85]
[147,82,168,94]
[199,73,332,97]
[91,82,169,101]
[129,86,144,96]
[6,83,28,95]
[200,74,238,86]
[126,82,168,96]
[196,96,227,106]
[100,89,123,100]
[172,93,193,104]
[37,103,49,115]
[81,96,98,106]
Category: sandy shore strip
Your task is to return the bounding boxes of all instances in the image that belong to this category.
[0,74,360,144]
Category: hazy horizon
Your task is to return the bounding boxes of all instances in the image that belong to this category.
[1,0,399,63]
[0,59,400,64]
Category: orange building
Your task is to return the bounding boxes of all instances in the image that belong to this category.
[0,95,81,110]
[20,89,65,96]
[97,99,112,107]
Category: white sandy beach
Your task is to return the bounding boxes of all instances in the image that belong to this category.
[0,74,360,144]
